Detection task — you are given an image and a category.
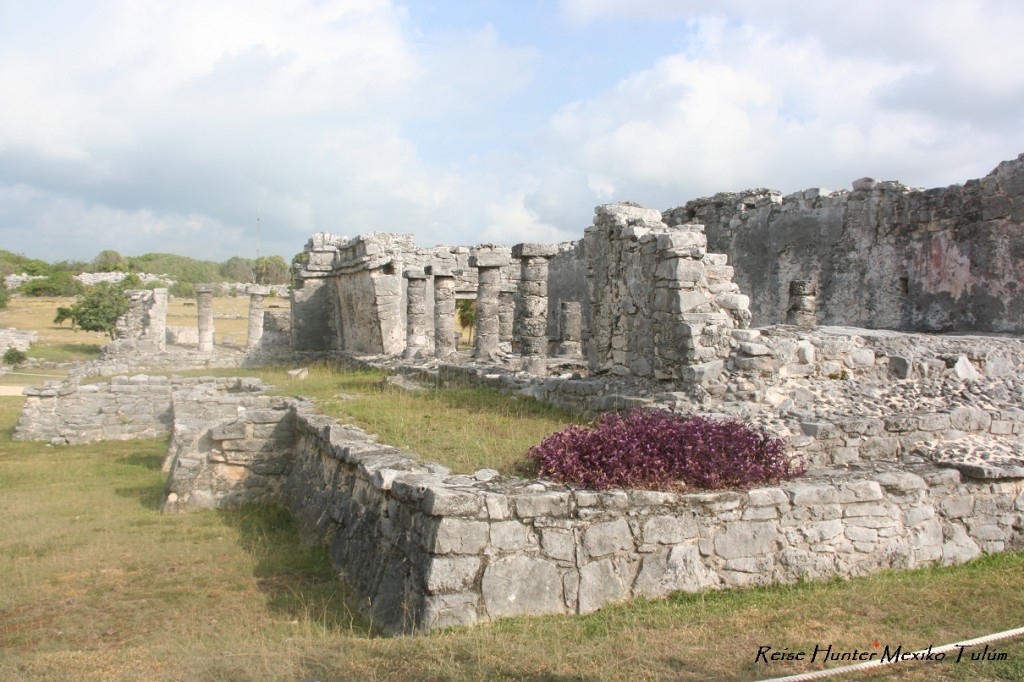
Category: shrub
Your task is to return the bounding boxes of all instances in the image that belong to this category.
[19,271,84,297]
[522,408,802,491]
[53,281,129,339]
[2,347,27,367]
[0,284,9,309]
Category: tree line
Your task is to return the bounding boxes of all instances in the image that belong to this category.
[0,249,294,300]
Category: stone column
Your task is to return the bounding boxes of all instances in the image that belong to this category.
[195,284,215,352]
[469,248,510,361]
[246,285,270,349]
[498,287,516,353]
[403,268,430,358]
[427,265,457,359]
[787,280,817,326]
[512,243,557,374]
[556,301,583,358]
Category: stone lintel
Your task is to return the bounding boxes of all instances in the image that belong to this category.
[403,268,428,280]
[511,243,558,259]
[469,253,510,269]
[195,284,215,294]
[246,285,271,296]
[425,265,454,277]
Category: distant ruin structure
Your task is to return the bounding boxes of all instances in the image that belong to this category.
[666,153,1024,333]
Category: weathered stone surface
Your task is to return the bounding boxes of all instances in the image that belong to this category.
[633,544,719,597]
[482,556,566,618]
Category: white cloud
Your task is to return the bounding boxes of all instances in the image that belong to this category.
[544,5,1024,204]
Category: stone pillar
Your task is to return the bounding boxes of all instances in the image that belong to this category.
[469,248,510,361]
[556,301,583,357]
[512,243,557,374]
[427,265,457,359]
[403,268,430,358]
[195,284,215,352]
[246,285,269,349]
[787,280,817,326]
[498,287,516,353]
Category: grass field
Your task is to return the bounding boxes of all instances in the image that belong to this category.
[1,294,1023,680]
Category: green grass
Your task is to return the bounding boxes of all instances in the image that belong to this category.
[189,363,585,474]
[27,342,102,363]
[1,393,1023,681]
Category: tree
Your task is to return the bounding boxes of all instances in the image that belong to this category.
[92,249,128,272]
[54,281,130,339]
[254,255,289,285]
[456,299,476,345]
[219,256,256,283]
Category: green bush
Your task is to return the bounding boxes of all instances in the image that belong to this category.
[0,284,9,309]
[2,347,27,367]
[20,271,85,297]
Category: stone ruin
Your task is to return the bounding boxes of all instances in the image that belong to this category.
[9,153,1024,634]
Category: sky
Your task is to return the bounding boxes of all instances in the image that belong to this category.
[2,0,1023,265]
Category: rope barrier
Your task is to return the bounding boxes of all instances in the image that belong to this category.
[757,625,1024,682]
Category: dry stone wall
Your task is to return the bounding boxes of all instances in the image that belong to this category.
[665,154,1024,333]
[155,381,1023,633]
[1,328,37,355]
[585,203,750,381]
[13,375,264,446]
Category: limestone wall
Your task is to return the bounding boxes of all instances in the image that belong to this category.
[665,154,1024,333]
[114,288,167,352]
[15,366,1019,633]
[0,327,37,355]
[585,203,750,380]
[141,369,1022,634]
[13,375,265,445]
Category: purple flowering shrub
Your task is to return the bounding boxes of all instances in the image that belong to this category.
[522,409,802,491]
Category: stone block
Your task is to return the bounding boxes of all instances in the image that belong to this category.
[713,521,776,559]
[469,252,510,268]
[540,528,576,563]
[642,514,698,544]
[514,492,570,518]
[583,519,634,558]
[482,556,566,618]
[788,484,839,506]
[432,518,490,555]
[888,355,913,379]
[633,544,718,598]
[425,556,482,593]
[421,593,480,629]
[578,556,635,614]
[511,243,558,258]
[489,520,534,551]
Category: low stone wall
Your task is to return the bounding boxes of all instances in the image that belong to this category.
[16,363,1024,635]
[0,327,37,355]
[13,375,265,445]
[150,380,1023,634]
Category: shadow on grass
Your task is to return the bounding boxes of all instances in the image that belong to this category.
[113,451,167,510]
[216,504,378,637]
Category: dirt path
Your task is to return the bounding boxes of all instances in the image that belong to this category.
[0,386,26,396]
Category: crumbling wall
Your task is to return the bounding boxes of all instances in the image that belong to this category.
[0,328,37,355]
[665,153,1024,333]
[113,288,167,352]
[585,203,750,380]
[13,375,265,445]
[161,393,299,512]
[547,240,589,345]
